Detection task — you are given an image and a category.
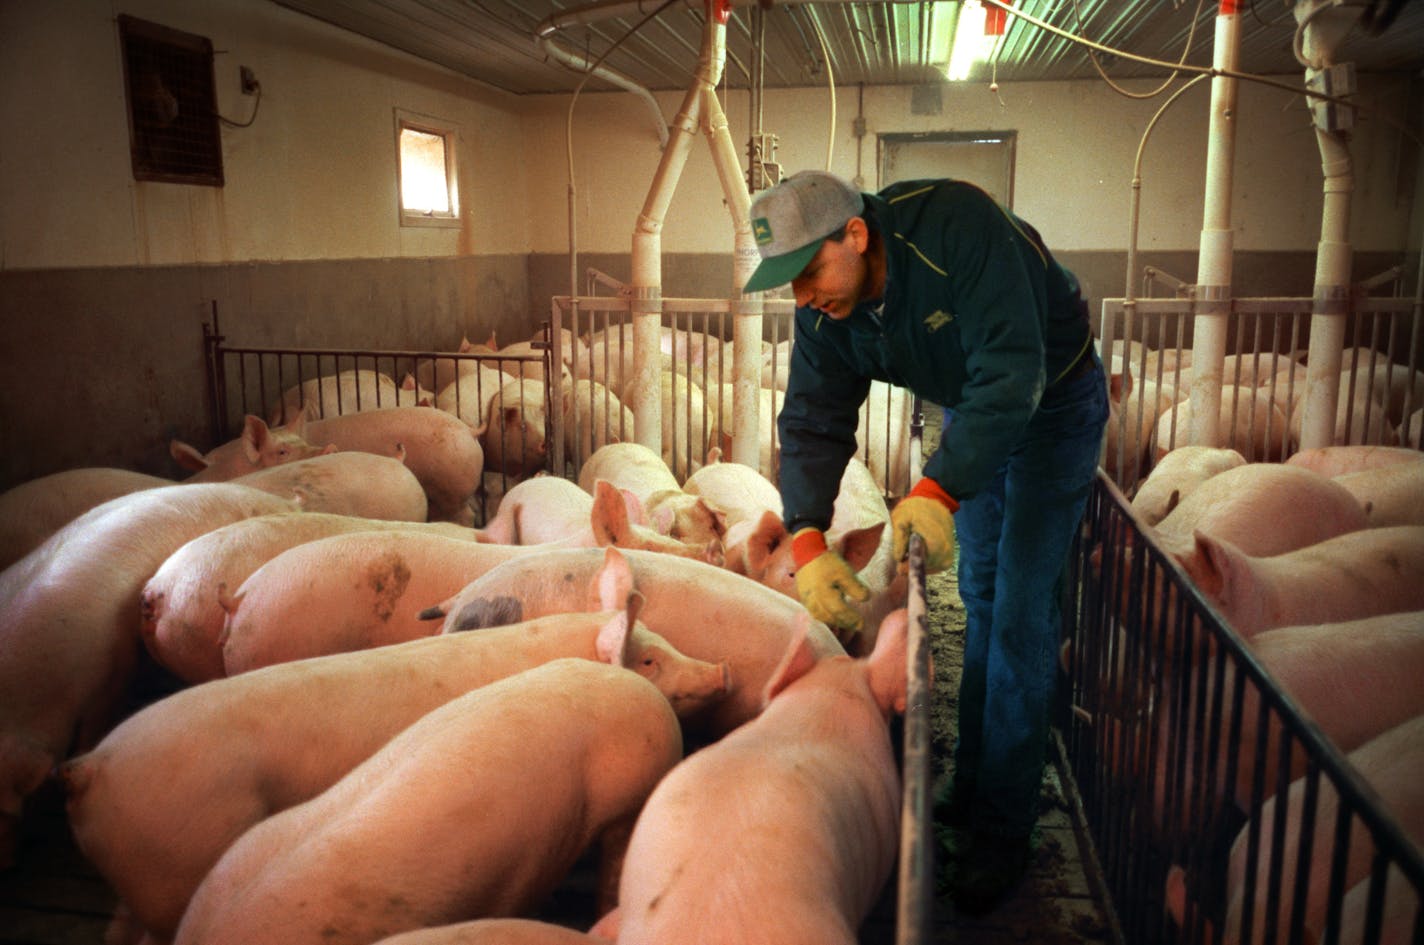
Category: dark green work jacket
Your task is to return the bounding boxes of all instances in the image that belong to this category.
[777,178,1093,534]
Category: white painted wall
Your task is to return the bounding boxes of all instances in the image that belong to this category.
[522,73,1419,257]
[0,0,527,269]
[1,1,1417,270]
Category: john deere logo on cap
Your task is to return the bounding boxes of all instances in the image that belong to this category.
[752,217,773,246]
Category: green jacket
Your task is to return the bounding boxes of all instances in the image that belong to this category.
[777,179,1092,533]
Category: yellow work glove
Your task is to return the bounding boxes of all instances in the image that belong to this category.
[891,477,959,574]
[791,527,871,634]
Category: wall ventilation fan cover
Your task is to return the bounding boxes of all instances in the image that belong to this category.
[119,14,224,186]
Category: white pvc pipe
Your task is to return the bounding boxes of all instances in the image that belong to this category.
[1299,128,1353,449]
[535,35,669,149]
[1295,1,1361,451]
[1186,2,1241,449]
[624,3,727,451]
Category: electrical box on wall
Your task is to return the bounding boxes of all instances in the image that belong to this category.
[1306,61,1356,132]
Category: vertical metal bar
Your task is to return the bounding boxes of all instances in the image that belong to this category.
[896,533,930,945]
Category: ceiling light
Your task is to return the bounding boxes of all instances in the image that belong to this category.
[944,0,1010,82]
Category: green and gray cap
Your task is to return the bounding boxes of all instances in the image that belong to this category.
[743,170,863,294]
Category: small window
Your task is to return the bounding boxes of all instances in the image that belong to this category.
[118,15,224,186]
[396,111,459,228]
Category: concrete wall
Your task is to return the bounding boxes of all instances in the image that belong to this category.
[1,0,1420,488]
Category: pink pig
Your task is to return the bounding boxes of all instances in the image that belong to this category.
[141,512,478,683]
[1127,445,1246,527]
[1151,462,1367,562]
[683,455,784,576]
[64,599,726,942]
[170,413,334,481]
[1331,457,1424,528]
[172,658,684,945]
[1182,525,1424,637]
[1218,716,1423,945]
[0,483,295,866]
[1284,444,1424,478]
[477,476,720,563]
[597,609,908,945]
[220,531,546,674]
[576,443,726,549]
[1096,610,1424,840]
[423,546,844,736]
[373,919,611,944]
[0,467,171,571]
[300,406,486,524]
[230,449,430,521]
[681,458,886,654]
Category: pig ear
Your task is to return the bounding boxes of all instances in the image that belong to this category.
[594,606,634,666]
[280,412,307,437]
[762,613,819,707]
[745,511,789,573]
[866,608,910,715]
[401,373,417,391]
[835,522,885,573]
[590,480,631,545]
[241,415,271,464]
[320,443,339,455]
[617,487,650,526]
[589,546,636,613]
[711,506,729,538]
[650,505,676,536]
[1179,529,1236,602]
[1162,488,1182,519]
[169,439,210,472]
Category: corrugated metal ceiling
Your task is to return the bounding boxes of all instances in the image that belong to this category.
[270,0,1424,96]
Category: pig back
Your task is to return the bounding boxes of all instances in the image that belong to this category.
[221,532,544,673]
[0,483,296,861]
[0,467,171,571]
[231,451,429,521]
[434,547,844,734]
[172,660,682,945]
[142,512,479,683]
[1153,461,1367,559]
[304,407,484,523]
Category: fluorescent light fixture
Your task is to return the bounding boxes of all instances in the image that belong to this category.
[927,1,955,65]
[944,0,1001,82]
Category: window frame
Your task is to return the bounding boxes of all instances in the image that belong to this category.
[395,109,461,229]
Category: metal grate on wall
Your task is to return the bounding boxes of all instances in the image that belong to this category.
[118,14,224,187]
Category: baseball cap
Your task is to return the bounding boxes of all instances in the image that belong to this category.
[743,170,863,294]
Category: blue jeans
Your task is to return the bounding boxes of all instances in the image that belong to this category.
[944,354,1108,837]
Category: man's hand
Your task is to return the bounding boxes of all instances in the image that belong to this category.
[791,527,871,633]
[891,477,959,573]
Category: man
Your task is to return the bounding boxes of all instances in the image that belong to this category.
[743,170,1107,915]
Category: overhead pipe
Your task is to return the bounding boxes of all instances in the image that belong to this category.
[534,26,670,149]
[617,0,765,456]
[536,0,920,458]
[1295,0,1363,450]
[536,0,924,150]
[1185,0,1242,449]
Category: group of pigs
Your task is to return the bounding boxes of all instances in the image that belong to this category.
[1102,340,1424,493]
[242,323,913,509]
[1088,442,1424,944]
[0,393,916,944]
